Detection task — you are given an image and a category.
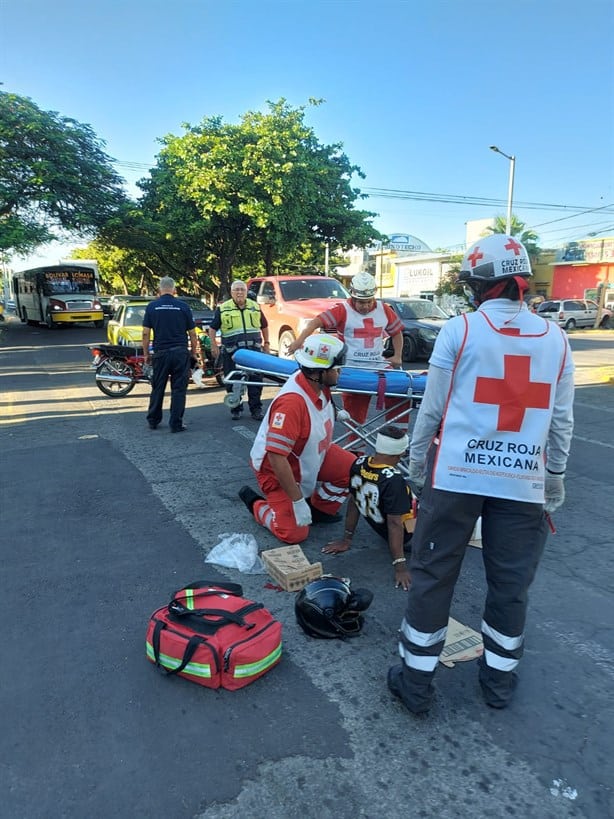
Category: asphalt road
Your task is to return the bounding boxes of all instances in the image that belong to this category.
[1,317,613,819]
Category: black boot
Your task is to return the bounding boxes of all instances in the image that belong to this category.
[478,657,518,709]
[387,664,435,714]
[238,485,264,516]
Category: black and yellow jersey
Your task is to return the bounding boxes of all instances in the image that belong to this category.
[350,455,414,542]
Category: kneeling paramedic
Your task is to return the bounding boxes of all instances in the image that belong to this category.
[238,334,357,544]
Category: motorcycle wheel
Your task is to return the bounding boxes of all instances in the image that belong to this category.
[96,358,137,397]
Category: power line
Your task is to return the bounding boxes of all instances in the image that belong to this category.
[363,187,614,215]
[527,203,614,230]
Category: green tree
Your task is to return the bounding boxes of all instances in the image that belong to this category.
[0,91,126,255]
[70,241,156,294]
[150,99,380,298]
[435,254,465,298]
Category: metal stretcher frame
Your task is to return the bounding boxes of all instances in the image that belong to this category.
[225,349,427,478]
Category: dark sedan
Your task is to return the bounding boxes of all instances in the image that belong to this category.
[382,298,449,361]
[98,295,114,319]
[180,297,215,329]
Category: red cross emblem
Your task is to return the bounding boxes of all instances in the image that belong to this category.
[473,355,551,432]
[467,247,484,267]
[504,238,523,255]
[353,317,384,348]
[318,418,333,454]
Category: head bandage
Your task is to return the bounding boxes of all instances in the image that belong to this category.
[375,432,409,456]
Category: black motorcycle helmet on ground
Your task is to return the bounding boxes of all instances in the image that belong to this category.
[295,576,374,639]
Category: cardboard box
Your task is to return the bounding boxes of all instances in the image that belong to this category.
[439,617,483,668]
[261,544,323,592]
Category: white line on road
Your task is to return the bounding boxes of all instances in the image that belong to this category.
[573,434,614,449]
[574,400,614,414]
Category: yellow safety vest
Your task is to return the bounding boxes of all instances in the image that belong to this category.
[219,298,263,348]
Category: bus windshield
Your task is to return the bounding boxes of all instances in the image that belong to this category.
[42,269,97,296]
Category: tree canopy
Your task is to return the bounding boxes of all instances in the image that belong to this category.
[116,99,381,297]
[0,91,126,255]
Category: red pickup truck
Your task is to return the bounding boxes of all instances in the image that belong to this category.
[246,275,349,358]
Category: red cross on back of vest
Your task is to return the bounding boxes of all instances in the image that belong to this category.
[353,317,384,348]
[318,418,333,454]
[473,354,551,432]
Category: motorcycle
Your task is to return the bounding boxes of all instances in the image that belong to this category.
[89,331,223,398]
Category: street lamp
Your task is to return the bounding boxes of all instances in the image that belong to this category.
[489,145,516,235]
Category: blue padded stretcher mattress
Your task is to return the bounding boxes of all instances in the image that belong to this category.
[232,349,427,397]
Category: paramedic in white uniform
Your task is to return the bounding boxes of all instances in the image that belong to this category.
[388,234,574,713]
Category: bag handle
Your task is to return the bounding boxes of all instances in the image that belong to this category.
[152,621,203,676]
[167,601,263,635]
[172,580,243,598]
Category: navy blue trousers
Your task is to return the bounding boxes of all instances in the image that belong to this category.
[146,347,191,430]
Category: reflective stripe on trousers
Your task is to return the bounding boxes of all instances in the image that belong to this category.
[397,451,549,681]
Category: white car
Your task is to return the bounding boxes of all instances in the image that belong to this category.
[537,299,612,330]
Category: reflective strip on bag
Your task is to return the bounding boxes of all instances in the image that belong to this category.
[233,642,282,679]
[146,641,212,678]
[183,588,195,610]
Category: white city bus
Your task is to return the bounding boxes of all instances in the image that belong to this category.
[13,262,104,328]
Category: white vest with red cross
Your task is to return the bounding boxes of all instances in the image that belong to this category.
[433,311,569,502]
[250,372,334,497]
[341,301,389,366]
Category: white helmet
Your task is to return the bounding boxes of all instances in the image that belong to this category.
[459,234,532,284]
[294,333,347,370]
[349,272,377,299]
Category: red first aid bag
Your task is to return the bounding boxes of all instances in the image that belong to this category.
[146,581,282,690]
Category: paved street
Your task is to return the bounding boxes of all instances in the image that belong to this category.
[1,317,613,819]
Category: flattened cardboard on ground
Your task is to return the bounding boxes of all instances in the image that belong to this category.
[439,617,483,668]
[469,516,483,549]
[261,544,322,592]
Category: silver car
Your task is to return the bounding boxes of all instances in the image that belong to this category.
[537,298,611,330]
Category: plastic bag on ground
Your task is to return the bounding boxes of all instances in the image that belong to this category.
[205,532,266,574]
[191,368,204,387]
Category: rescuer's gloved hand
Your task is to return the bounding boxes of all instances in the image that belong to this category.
[544,470,565,513]
[292,498,312,527]
[407,459,426,499]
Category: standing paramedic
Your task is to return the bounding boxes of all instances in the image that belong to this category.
[323,424,414,591]
[238,334,357,544]
[388,234,574,714]
[208,280,270,421]
[142,277,201,433]
[287,272,406,447]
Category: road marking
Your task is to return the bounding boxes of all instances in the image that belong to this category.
[573,434,614,449]
[574,400,614,414]
[538,620,614,681]
[233,425,256,442]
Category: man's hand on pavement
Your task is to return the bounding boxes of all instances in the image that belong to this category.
[322,538,351,555]
[394,566,411,591]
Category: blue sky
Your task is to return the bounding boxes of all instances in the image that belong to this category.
[2,0,614,268]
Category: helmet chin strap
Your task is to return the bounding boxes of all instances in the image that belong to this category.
[303,369,326,386]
